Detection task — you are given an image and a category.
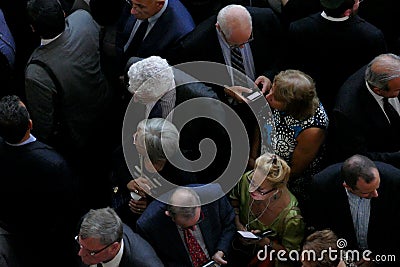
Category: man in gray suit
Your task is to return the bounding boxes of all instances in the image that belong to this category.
[77,207,164,267]
[25,0,116,211]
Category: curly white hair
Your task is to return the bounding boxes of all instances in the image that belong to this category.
[127,56,175,104]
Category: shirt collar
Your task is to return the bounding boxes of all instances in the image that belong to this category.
[41,32,63,46]
[148,0,168,24]
[5,134,36,146]
[97,239,124,267]
[321,11,349,21]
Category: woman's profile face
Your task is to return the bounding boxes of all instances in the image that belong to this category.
[265,84,285,110]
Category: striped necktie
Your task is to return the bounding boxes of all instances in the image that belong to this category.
[230,47,248,87]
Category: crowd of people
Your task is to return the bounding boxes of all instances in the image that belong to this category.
[1,0,400,266]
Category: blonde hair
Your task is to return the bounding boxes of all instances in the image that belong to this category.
[254,152,290,188]
[273,69,319,120]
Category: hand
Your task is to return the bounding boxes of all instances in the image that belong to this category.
[212,250,227,265]
[129,198,148,214]
[224,85,252,103]
[255,76,271,95]
[127,177,152,197]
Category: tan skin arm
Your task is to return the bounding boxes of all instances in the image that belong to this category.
[290,127,325,178]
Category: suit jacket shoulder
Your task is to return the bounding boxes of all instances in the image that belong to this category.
[121,224,164,267]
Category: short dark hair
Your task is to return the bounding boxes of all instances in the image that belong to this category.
[27,0,65,39]
[0,95,30,143]
[341,154,377,190]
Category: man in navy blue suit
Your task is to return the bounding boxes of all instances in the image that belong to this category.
[137,184,236,266]
[0,95,80,267]
[116,0,195,72]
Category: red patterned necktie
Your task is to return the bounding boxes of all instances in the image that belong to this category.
[183,227,209,267]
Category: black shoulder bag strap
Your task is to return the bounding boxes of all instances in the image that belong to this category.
[27,59,67,144]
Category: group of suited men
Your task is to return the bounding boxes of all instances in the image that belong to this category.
[1,0,400,266]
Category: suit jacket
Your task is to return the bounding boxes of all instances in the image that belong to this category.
[136,184,236,267]
[116,0,195,66]
[285,13,387,114]
[0,138,80,267]
[310,161,400,263]
[174,7,282,81]
[25,9,113,152]
[330,65,400,167]
[79,224,164,267]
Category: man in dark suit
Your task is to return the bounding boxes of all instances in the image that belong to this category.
[310,154,400,266]
[136,184,236,266]
[0,95,80,267]
[77,207,163,267]
[174,4,282,92]
[116,0,195,71]
[284,0,387,115]
[330,53,400,168]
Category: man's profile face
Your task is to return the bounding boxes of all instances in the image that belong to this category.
[380,77,400,98]
[129,0,164,20]
[347,169,380,199]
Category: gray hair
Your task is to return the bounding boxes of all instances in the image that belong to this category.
[79,207,123,245]
[137,118,179,163]
[167,187,201,219]
[127,56,175,103]
[365,53,400,91]
[217,4,252,39]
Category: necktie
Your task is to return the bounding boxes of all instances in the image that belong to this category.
[383,98,400,129]
[230,47,248,87]
[183,228,208,267]
[126,19,149,56]
[97,264,102,267]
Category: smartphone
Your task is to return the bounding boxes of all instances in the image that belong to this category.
[243,90,262,101]
[202,260,219,267]
[237,230,275,240]
[237,230,261,240]
[257,229,275,238]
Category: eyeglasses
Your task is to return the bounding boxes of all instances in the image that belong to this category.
[75,236,115,256]
[220,29,254,49]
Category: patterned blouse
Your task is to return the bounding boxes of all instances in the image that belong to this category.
[262,102,329,177]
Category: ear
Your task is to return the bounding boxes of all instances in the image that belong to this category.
[343,182,350,190]
[343,9,352,17]
[215,23,220,31]
[156,0,165,8]
[371,86,383,96]
[28,119,33,130]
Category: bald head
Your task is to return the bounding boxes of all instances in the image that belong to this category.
[217,4,252,40]
[167,187,201,220]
